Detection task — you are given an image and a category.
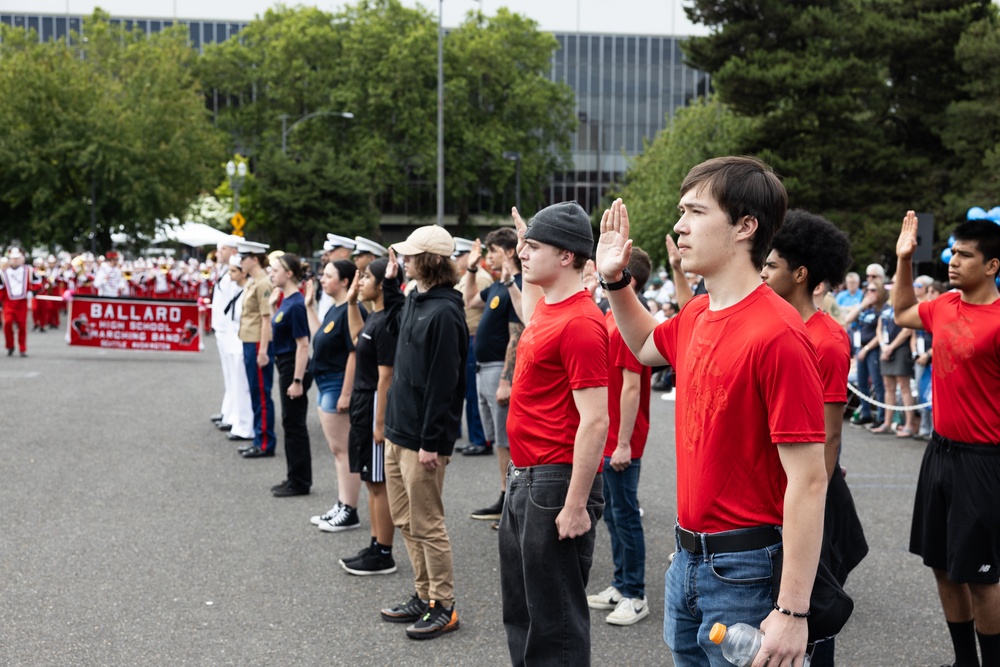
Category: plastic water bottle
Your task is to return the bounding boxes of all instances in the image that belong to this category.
[710,622,761,666]
[709,622,813,667]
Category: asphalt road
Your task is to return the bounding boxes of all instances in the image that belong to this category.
[0,329,951,666]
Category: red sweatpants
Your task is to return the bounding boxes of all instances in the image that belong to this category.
[3,299,28,352]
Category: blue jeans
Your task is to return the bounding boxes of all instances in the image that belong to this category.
[465,335,487,446]
[602,457,645,598]
[855,350,884,422]
[664,528,781,667]
[500,464,603,667]
[243,341,276,452]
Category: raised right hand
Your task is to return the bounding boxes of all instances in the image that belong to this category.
[386,248,399,280]
[896,210,918,260]
[596,198,632,281]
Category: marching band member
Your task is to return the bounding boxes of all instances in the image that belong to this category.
[1,247,42,357]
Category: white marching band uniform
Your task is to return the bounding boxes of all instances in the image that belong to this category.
[212,255,254,440]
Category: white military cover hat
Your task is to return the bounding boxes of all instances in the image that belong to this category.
[237,240,270,255]
[452,237,474,259]
[352,236,387,257]
[7,247,24,259]
[229,254,242,267]
[219,235,242,249]
[324,234,357,252]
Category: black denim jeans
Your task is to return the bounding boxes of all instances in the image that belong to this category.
[275,352,311,489]
[499,463,604,667]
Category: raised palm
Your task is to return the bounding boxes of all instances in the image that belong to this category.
[896,210,918,260]
[596,198,632,279]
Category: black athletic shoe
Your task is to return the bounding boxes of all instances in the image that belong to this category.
[339,543,375,566]
[405,601,459,640]
[272,484,309,497]
[848,414,873,428]
[461,444,493,456]
[470,492,505,520]
[381,594,429,623]
[342,549,396,576]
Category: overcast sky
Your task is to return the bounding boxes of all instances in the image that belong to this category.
[1,1,709,36]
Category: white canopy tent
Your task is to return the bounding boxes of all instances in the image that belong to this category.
[150,221,233,247]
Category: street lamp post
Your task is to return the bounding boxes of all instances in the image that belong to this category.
[437,0,445,226]
[226,160,247,236]
[502,151,521,212]
[280,111,355,155]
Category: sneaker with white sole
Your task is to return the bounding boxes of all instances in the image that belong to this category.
[586,585,622,610]
[342,548,397,576]
[311,502,343,527]
[318,504,360,532]
[606,596,649,626]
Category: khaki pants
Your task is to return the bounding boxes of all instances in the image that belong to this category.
[385,440,455,606]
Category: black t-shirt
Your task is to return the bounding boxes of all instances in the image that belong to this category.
[310,301,365,376]
[474,274,522,363]
[857,305,879,346]
[353,309,397,393]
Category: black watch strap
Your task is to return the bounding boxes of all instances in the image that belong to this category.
[599,267,632,291]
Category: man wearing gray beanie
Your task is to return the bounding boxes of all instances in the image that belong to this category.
[498,203,609,665]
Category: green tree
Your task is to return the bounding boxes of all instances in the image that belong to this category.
[682,0,992,268]
[0,10,225,252]
[609,96,755,265]
[443,8,576,227]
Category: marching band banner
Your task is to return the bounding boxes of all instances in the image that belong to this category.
[67,296,203,353]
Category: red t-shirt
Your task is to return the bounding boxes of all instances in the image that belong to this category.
[604,310,652,458]
[508,290,609,467]
[806,311,851,404]
[919,292,1000,444]
[653,284,825,533]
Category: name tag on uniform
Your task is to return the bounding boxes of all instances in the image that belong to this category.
[881,328,890,345]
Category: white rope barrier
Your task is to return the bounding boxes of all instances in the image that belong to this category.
[846,381,931,412]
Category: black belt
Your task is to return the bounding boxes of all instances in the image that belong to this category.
[677,525,782,555]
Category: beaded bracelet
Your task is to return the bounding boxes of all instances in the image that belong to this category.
[773,602,811,618]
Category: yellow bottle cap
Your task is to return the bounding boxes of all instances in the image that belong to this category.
[709,622,727,645]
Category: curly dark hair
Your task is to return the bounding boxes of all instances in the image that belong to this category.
[771,209,853,291]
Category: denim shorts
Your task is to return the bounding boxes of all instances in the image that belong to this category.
[314,371,345,414]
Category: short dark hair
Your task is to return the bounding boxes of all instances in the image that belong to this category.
[367,258,389,285]
[411,252,459,288]
[953,219,1000,265]
[681,155,788,270]
[628,247,652,294]
[771,209,853,291]
[485,227,521,269]
[331,258,357,285]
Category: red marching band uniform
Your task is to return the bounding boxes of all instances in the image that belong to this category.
[0,249,42,356]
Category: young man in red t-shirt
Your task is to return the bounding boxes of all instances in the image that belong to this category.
[597,156,828,667]
[586,247,654,627]
[499,201,609,666]
[762,209,870,665]
[893,213,1000,667]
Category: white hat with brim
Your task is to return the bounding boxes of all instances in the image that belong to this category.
[451,237,474,259]
[237,240,269,255]
[352,237,388,257]
[391,226,455,258]
[229,254,242,267]
[325,234,357,252]
[219,235,242,249]
[7,248,24,259]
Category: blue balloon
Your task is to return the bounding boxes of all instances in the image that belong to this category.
[968,206,988,220]
[989,206,1000,222]
[941,247,953,264]
[948,235,956,248]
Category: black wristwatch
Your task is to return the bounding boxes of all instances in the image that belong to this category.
[293,378,302,384]
[502,277,516,287]
[598,268,632,291]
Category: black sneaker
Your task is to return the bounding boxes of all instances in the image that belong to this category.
[470,492,505,520]
[405,600,459,640]
[270,480,290,493]
[849,414,873,428]
[339,543,375,566]
[273,483,309,497]
[461,443,493,456]
[381,594,429,623]
[342,549,397,576]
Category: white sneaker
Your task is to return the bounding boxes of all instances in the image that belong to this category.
[606,596,650,626]
[310,503,343,527]
[586,585,622,610]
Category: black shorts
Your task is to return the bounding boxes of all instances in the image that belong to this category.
[909,433,1000,584]
[348,390,385,483]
